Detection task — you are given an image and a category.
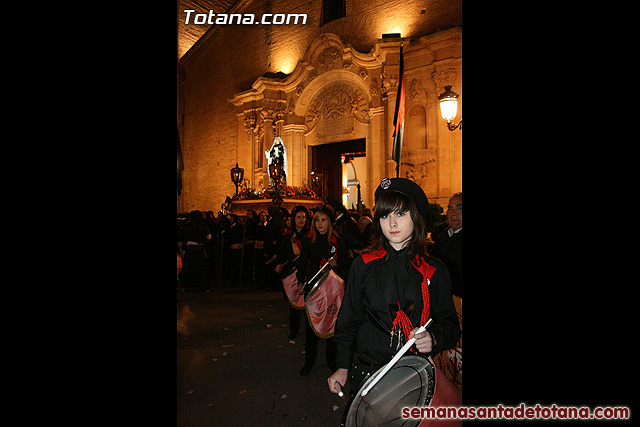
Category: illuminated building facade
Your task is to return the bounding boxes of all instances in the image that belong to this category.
[177,0,461,212]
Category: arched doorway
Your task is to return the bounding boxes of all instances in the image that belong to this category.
[310,138,365,202]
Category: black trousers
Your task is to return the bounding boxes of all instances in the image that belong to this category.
[289,305,301,337]
[303,314,336,369]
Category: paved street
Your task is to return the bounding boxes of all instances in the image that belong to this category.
[177,286,346,426]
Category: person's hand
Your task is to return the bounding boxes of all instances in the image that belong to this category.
[409,327,434,353]
[327,368,349,395]
[275,263,283,273]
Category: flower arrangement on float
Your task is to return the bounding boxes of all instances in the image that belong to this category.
[231,179,318,200]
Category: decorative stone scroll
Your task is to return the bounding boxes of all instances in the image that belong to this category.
[304,82,369,132]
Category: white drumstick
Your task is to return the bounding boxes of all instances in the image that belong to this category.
[360,318,433,397]
[334,381,344,397]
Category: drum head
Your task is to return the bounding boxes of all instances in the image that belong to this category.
[304,270,330,302]
[345,355,435,427]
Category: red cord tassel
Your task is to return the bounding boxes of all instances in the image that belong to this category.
[392,258,434,349]
[392,306,414,347]
[420,274,430,326]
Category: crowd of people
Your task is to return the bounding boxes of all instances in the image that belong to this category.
[176,207,288,292]
[177,179,463,419]
[176,202,378,294]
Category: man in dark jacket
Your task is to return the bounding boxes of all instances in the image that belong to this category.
[431,192,462,298]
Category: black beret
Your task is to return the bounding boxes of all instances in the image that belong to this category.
[374,177,429,219]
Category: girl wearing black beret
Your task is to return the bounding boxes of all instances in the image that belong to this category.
[327,178,461,402]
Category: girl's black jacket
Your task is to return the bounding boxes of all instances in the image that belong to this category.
[333,246,461,370]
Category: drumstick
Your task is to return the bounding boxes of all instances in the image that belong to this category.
[360,318,433,397]
[334,381,344,397]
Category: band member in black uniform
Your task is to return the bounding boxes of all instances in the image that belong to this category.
[275,205,310,340]
[327,178,461,405]
[297,208,349,376]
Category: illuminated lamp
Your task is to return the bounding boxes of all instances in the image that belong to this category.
[438,85,462,131]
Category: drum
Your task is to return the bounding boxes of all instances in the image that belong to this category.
[433,296,462,391]
[282,268,305,309]
[345,355,461,427]
[304,268,344,338]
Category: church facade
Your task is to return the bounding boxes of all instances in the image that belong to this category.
[177,0,462,213]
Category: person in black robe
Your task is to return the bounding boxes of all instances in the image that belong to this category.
[254,211,269,289]
[243,209,259,284]
[179,210,212,291]
[264,206,285,291]
[223,213,244,286]
[327,178,461,403]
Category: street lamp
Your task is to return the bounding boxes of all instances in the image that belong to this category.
[230,162,244,195]
[438,85,462,131]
